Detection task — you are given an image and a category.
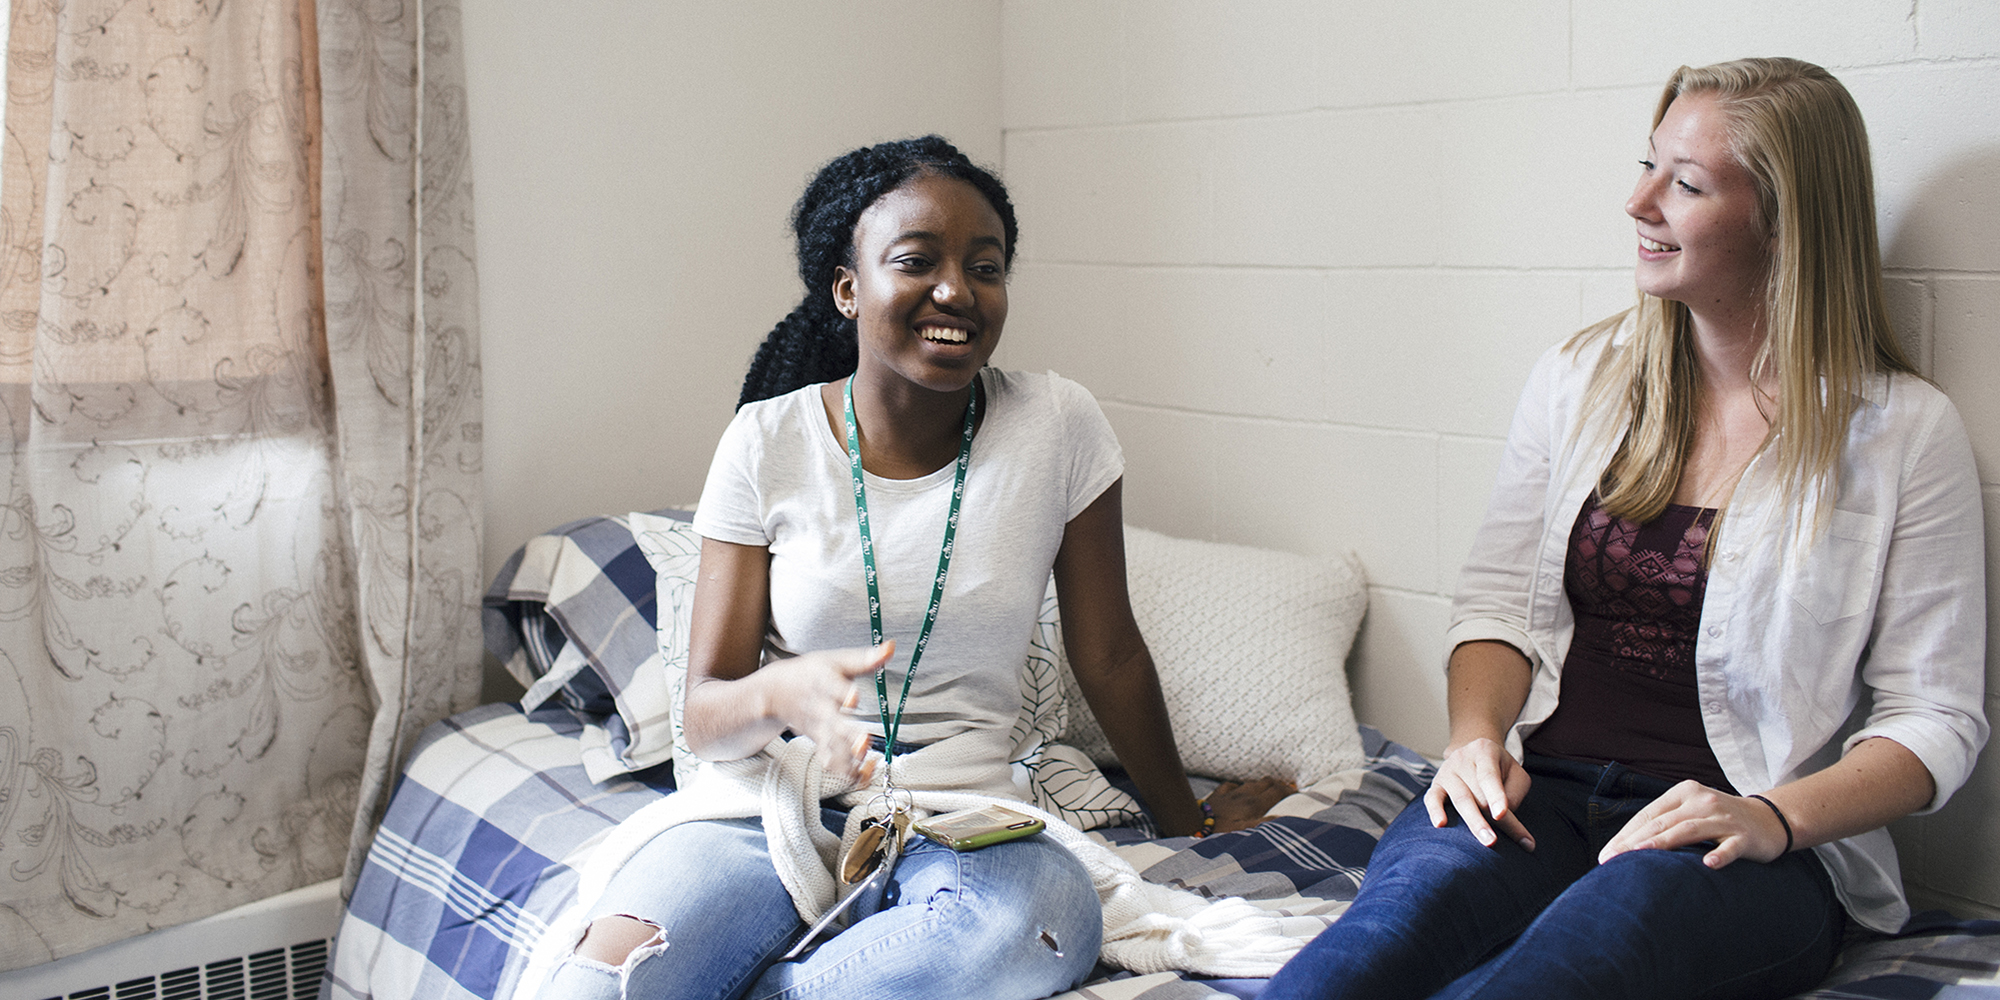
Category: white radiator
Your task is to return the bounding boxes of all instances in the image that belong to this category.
[0,879,343,1000]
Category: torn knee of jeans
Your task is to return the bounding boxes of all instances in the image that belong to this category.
[573,913,667,968]
[1038,927,1063,957]
[559,953,622,976]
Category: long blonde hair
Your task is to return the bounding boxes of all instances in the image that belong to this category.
[1578,57,1916,528]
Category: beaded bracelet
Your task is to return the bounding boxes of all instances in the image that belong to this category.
[1748,793,1794,855]
[1191,797,1217,839]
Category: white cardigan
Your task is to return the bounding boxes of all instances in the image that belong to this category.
[1446,322,1988,933]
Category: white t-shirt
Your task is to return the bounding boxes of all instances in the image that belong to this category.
[693,368,1124,748]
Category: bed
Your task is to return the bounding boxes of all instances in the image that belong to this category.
[324,511,2000,1000]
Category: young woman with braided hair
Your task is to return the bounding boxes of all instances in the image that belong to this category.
[1265,57,1986,1000]
[534,136,1288,1000]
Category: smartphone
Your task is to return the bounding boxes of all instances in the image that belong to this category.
[913,804,1045,851]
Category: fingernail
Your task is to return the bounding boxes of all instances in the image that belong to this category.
[1478,830,1495,846]
[1519,837,1535,851]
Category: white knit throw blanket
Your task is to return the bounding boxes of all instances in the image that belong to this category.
[514,733,1309,998]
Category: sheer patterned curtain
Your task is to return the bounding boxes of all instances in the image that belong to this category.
[0,0,481,970]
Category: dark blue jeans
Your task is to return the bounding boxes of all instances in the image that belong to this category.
[1263,755,1845,1000]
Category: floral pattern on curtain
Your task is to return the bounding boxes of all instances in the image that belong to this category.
[315,0,484,895]
[0,0,482,971]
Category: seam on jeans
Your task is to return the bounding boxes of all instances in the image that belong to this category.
[1684,887,1839,1000]
[1454,859,1839,999]
[749,850,972,1000]
[1431,904,1545,997]
[745,905,950,1000]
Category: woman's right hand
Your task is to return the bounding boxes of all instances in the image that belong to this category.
[1424,737,1536,852]
[761,642,895,783]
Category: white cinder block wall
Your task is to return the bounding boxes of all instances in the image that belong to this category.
[994,0,2000,918]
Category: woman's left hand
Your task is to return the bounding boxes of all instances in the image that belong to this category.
[1598,780,1789,869]
[1204,776,1298,834]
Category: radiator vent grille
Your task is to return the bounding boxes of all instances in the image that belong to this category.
[36,939,331,1000]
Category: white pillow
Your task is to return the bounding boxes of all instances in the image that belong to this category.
[1011,583,1145,830]
[1057,525,1368,786]
[622,511,704,778]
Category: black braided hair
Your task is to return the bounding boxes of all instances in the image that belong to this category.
[737,136,1019,408]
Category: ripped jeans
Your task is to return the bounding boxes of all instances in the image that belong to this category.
[542,815,1101,1000]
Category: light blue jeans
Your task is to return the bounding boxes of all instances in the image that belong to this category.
[542,815,1101,1000]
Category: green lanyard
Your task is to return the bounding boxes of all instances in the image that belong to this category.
[843,376,978,774]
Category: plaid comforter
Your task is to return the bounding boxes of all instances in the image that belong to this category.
[325,706,2000,1000]
[325,511,2000,999]
[324,703,1426,1000]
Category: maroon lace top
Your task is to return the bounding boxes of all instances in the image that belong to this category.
[1522,492,1735,791]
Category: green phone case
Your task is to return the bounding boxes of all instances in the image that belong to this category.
[913,805,1045,851]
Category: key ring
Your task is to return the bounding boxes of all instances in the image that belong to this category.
[865,784,914,821]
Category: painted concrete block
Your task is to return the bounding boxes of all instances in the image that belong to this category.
[1899,688,2000,919]
[1849,64,2000,274]
[1003,263,1335,420]
[1209,420,1439,592]
[1990,490,2000,693]
[1572,1,1915,91]
[1438,436,1507,595]
[1008,108,1445,268]
[1206,109,1442,268]
[1931,279,2000,485]
[1918,0,2000,59]
[1435,89,1658,270]
[1123,0,1329,120]
[1347,588,1453,756]
[1322,271,1581,436]
[1006,124,1213,265]
[1099,401,1219,541]
[1581,271,1641,326]
[1881,276,1932,376]
[1002,0,1125,128]
[1316,0,1569,107]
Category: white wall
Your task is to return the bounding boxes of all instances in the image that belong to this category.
[462,0,1003,597]
[998,1,2000,917]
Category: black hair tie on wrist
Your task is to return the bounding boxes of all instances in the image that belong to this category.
[1748,793,1794,855]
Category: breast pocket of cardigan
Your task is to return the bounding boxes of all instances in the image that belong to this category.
[1785,508,1884,625]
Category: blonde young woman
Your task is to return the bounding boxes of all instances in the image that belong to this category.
[1266,58,1987,1000]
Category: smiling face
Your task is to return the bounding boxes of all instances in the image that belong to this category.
[1626,92,1772,324]
[833,173,1008,397]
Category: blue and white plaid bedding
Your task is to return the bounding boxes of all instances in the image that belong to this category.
[325,704,2000,1000]
[325,705,1423,999]
[327,513,2000,999]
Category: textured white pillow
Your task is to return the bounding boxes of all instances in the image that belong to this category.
[1057,526,1368,786]
[624,511,703,778]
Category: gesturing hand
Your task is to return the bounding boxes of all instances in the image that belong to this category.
[1425,738,1536,851]
[1598,780,1789,869]
[763,642,895,783]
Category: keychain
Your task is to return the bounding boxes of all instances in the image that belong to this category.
[782,788,912,961]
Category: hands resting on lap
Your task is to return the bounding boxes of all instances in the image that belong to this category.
[1423,739,1788,868]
